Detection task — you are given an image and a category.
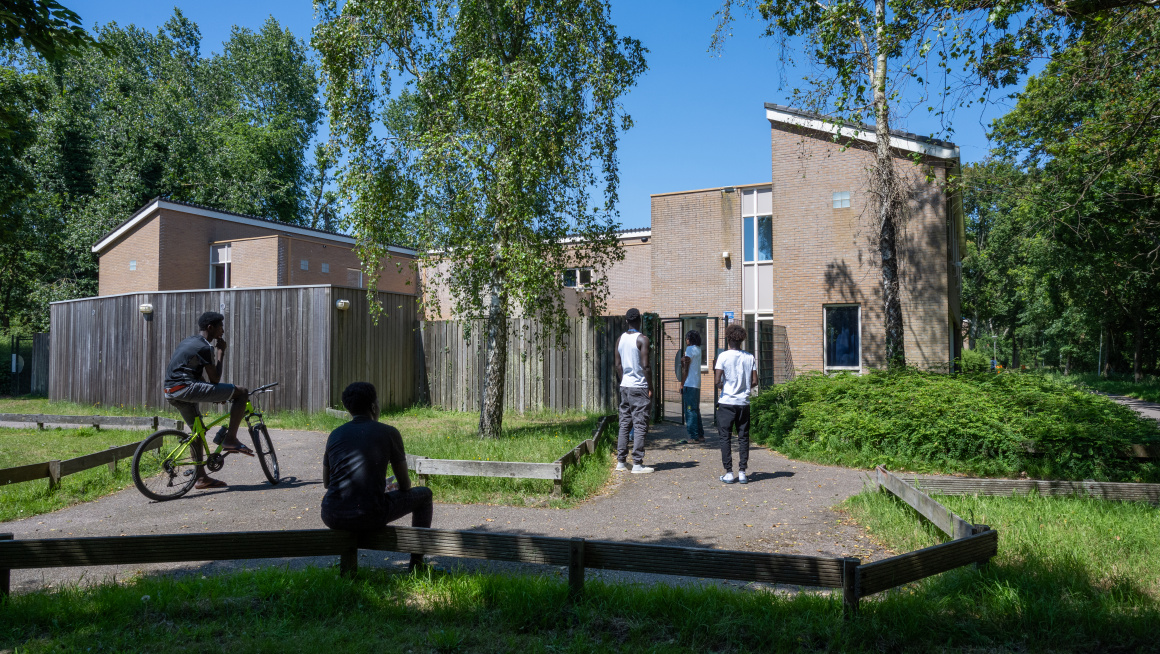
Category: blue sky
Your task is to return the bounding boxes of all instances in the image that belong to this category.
[68,1,1024,230]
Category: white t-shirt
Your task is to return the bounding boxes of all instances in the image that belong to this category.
[683,345,701,389]
[715,349,755,405]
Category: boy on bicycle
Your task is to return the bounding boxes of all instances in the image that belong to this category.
[162,311,253,490]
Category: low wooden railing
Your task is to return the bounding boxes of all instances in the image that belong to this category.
[1,440,160,488]
[897,473,1160,504]
[0,413,182,431]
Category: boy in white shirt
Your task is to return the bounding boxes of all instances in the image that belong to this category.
[679,330,704,442]
[714,324,757,484]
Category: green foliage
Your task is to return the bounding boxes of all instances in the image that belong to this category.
[0,0,108,62]
[750,369,1160,481]
[956,347,990,373]
[0,10,321,333]
[1054,372,1160,405]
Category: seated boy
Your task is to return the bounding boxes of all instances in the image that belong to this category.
[321,381,434,571]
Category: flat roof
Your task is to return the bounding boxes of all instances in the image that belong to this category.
[91,197,417,256]
[650,182,771,198]
[764,103,960,160]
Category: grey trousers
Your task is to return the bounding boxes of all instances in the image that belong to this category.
[617,386,650,465]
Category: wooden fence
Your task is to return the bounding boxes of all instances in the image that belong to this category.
[48,286,418,413]
[0,414,182,431]
[898,473,1160,504]
[0,439,159,488]
[419,317,628,414]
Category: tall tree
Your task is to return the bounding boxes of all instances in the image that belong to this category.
[1,0,107,61]
[315,0,646,438]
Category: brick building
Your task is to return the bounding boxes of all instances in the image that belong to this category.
[644,104,964,379]
[93,198,418,296]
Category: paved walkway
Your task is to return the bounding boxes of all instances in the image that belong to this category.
[1106,394,1160,423]
[5,417,889,594]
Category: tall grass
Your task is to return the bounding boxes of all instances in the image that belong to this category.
[751,368,1160,481]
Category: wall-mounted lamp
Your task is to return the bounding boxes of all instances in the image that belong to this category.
[335,299,351,311]
[722,186,735,193]
[722,251,730,260]
[640,236,649,243]
[139,303,154,314]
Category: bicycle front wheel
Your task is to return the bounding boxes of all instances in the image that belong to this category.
[132,429,200,501]
[250,424,280,484]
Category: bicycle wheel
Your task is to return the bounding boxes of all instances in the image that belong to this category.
[132,429,200,501]
[250,423,280,484]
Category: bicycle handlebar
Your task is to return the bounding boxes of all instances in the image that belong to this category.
[250,382,279,395]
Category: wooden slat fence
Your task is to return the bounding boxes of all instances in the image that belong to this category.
[420,317,627,414]
[48,286,418,413]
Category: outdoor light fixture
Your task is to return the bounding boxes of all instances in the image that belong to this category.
[139,303,153,314]
[335,299,351,311]
[722,251,730,260]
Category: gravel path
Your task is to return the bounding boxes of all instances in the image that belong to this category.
[5,416,887,594]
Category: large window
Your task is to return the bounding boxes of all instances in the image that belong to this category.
[742,216,772,262]
[824,305,861,370]
[210,244,231,289]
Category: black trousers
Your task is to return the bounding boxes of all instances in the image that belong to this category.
[322,487,434,564]
[715,403,750,473]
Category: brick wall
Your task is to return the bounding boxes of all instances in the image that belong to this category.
[98,214,160,295]
[603,235,652,317]
[157,208,279,291]
[228,236,280,287]
[768,123,952,371]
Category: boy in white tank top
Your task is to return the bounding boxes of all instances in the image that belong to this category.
[614,308,654,473]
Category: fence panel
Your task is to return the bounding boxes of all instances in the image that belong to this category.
[421,316,626,414]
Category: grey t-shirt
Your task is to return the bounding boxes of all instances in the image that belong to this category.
[164,335,215,386]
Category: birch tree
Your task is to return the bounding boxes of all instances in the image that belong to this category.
[314,0,646,437]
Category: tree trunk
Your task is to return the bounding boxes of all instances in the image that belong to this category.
[872,0,905,369]
[1133,316,1144,382]
[478,270,508,439]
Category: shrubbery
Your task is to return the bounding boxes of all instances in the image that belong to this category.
[750,369,1160,481]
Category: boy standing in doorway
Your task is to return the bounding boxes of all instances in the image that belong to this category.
[614,308,654,474]
[715,324,757,484]
[680,329,704,443]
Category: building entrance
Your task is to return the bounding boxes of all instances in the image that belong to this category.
[658,317,720,425]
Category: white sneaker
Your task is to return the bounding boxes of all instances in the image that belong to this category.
[614,462,628,472]
[631,464,655,474]
[738,471,748,485]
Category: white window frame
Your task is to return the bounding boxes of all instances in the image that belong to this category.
[346,268,363,288]
[300,259,309,271]
[129,260,137,271]
[562,267,593,288]
[832,191,851,209]
[741,189,773,265]
[823,304,862,372]
[209,244,231,289]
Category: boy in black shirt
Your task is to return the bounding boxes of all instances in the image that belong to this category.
[162,311,253,490]
[322,382,433,571]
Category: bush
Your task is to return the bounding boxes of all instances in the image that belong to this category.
[957,347,991,373]
[750,369,1160,481]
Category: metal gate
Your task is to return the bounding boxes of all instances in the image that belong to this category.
[658,317,720,425]
[5,334,34,396]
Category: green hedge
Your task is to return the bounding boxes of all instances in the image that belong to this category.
[750,369,1160,481]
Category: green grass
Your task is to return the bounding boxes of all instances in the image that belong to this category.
[0,426,146,522]
[1052,372,1160,404]
[751,368,1160,481]
[1,405,613,517]
[5,488,1159,654]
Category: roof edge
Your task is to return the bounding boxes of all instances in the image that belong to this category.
[764,103,960,160]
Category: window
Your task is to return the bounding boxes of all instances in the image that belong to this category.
[680,314,709,372]
[129,260,137,271]
[346,268,363,288]
[824,305,861,370]
[832,191,851,209]
[210,244,231,289]
[321,263,330,273]
[741,188,773,262]
[562,267,592,288]
[300,259,309,271]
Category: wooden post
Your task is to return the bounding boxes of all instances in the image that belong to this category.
[552,478,563,498]
[108,446,118,474]
[842,557,860,619]
[36,421,44,430]
[340,549,358,577]
[568,538,585,603]
[47,460,61,490]
[151,416,159,430]
[973,525,992,569]
[0,533,10,598]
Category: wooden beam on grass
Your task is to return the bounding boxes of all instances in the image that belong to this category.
[857,529,998,597]
[876,466,975,539]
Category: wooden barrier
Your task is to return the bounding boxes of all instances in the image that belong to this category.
[875,467,977,539]
[0,414,182,431]
[857,529,999,597]
[322,411,617,494]
[0,440,159,487]
[899,474,1160,504]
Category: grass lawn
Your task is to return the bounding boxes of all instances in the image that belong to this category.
[0,426,145,522]
[3,490,1157,652]
[1055,372,1160,404]
[1,404,613,518]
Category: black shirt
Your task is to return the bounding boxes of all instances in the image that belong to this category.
[164,335,216,386]
[321,417,408,523]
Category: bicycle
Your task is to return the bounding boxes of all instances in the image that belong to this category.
[131,382,281,501]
